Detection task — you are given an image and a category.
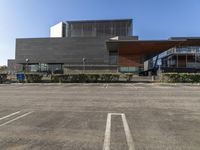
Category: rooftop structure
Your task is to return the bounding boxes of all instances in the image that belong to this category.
[50,19,133,38]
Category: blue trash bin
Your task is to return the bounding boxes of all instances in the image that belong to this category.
[16,73,25,83]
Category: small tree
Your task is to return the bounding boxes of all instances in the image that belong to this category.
[0,66,8,73]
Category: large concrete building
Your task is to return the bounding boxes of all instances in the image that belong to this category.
[14,19,200,74]
[16,19,137,73]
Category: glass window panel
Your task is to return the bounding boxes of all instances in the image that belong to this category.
[109,51,118,65]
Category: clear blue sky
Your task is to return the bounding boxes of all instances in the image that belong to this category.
[1,0,200,66]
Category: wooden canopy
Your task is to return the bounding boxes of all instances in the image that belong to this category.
[107,38,200,55]
[106,38,200,67]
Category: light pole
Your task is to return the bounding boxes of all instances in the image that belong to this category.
[82,57,86,73]
[25,58,29,72]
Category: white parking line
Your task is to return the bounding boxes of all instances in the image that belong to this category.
[121,114,135,150]
[103,113,135,150]
[154,85,172,89]
[0,111,21,121]
[0,112,33,127]
[125,86,145,89]
[103,113,111,150]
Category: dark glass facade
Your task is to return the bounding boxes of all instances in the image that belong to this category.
[28,64,63,72]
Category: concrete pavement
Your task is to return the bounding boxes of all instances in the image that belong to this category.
[0,84,199,150]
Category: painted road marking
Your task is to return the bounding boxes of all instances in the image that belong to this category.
[0,112,33,127]
[124,84,145,89]
[154,85,173,89]
[183,86,200,89]
[101,84,109,88]
[121,113,135,150]
[125,86,145,89]
[0,111,21,121]
[103,113,135,150]
[103,113,111,150]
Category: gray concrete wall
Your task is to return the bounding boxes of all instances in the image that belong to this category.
[16,37,110,65]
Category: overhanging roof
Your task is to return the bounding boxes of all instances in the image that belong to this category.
[106,38,200,55]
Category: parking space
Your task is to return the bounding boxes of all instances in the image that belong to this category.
[0,111,106,150]
[0,84,200,150]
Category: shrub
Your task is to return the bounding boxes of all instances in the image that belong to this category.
[51,73,120,83]
[51,74,70,83]
[99,74,120,82]
[162,73,180,83]
[100,74,112,82]
[189,74,200,83]
[0,74,7,83]
[111,74,120,82]
[25,74,43,83]
[85,74,100,83]
[162,73,200,83]
[69,74,83,82]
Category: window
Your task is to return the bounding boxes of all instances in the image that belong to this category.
[119,67,139,73]
[109,51,118,65]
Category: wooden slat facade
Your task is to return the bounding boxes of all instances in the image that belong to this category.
[107,39,200,67]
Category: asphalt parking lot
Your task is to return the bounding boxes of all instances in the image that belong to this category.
[0,83,200,150]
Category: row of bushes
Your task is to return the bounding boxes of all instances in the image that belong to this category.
[5,72,200,83]
[162,73,200,83]
[51,74,122,83]
[15,73,135,83]
[20,73,200,83]
[25,74,43,83]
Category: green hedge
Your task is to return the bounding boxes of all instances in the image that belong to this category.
[99,74,120,82]
[25,74,43,83]
[162,73,200,83]
[51,73,120,83]
[51,74,69,83]
[0,74,7,83]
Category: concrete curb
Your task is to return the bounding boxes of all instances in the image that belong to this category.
[0,82,200,87]
[156,83,200,86]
